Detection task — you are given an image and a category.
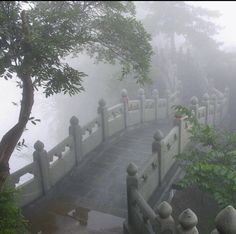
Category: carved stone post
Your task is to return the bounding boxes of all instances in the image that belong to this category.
[211,94,217,126]
[98,99,109,141]
[121,89,128,129]
[177,209,199,234]
[224,87,230,117]
[174,115,184,154]
[126,162,139,225]
[153,89,159,121]
[152,130,164,186]
[165,89,171,118]
[190,96,199,120]
[211,206,236,234]
[177,80,183,102]
[33,140,50,194]
[139,88,145,123]
[224,87,230,100]
[217,94,224,122]
[69,116,83,165]
[155,201,175,234]
[202,93,210,124]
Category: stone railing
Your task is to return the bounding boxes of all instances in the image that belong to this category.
[124,88,230,234]
[124,193,236,234]
[8,84,181,207]
[190,88,229,127]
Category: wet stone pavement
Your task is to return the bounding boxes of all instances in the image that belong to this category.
[23,120,173,234]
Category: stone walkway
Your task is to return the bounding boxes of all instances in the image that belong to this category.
[23,120,173,234]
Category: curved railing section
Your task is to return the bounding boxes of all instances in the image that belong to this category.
[124,87,230,234]
[8,84,182,207]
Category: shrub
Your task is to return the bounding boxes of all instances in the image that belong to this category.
[174,105,236,208]
[0,186,28,234]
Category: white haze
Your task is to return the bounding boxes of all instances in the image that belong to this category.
[1,1,236,172]
[0,54,138,172]
[188,1,236,51]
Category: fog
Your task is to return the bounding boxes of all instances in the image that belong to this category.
[1,1,236,172]
[188,1,236,50]
[1,54,141,172]
[1,52,142,172]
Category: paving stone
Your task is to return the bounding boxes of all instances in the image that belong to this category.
[23,120,173,232]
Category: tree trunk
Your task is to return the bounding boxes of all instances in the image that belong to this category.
[0,10,33,191]
[0,75,34,190]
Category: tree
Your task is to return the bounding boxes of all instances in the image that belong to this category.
[139,1,222,94]
[0,1,153,190]
[175,105,236,208]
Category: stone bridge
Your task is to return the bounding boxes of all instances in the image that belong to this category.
[8,83,232,233]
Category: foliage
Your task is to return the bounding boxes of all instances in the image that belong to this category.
[175,105,236,208]
[0,1,153,91]
[142,1,221,45]
[173,105,193,118]
[0,186,28,233]
[0,1,153,190]
[140,1,223,95]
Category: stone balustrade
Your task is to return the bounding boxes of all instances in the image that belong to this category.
[9,86,181,207]
[8,84,229,208]
[197,106,206,124]
[124,88,230,234]
[125,194,236,234]
[125,164,235,234]
[81,116,102,157]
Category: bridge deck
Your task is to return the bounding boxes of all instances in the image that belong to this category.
[23,120,173,233]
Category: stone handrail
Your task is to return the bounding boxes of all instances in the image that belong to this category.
[81,116,101,138]
[128,100,140,111]
[9,84,182,207]
[124,198,236,234]
[124,88,231,234]
[9,163,36,186]
[197,106,206,124]
[108,103,123,121]
[47,136,73,162]
[145,99,155,109]
[132,189,157,222]
[137,152,159,201]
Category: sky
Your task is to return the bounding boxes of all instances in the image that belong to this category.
[136,1,236,51]
[188,1,236,50]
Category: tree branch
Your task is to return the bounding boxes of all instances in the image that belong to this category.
[0,9,34,190]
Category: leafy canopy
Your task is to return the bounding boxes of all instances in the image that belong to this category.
[142,1,221,44]
[175,105,236,208]
[140,1,223,96]
[0,1,153,97]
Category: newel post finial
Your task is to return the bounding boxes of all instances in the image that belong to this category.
[152,130,164,153]
[190,96,199,119]
[152,89,159,120]
[177,208,199,234]
[202,93,210,124]
[33,140,51,194]
[155,201,175,233]
[211,205,236,234]
[138,88,145,123]
[69,116,82,165]
[126,162,139,225]
[121,89,128,129]
[152,130,164,186]
[211,94,217,126]
[165,89,171,118]
[98,98,109,141]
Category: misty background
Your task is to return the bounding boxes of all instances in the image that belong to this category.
[1,1,236,172]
